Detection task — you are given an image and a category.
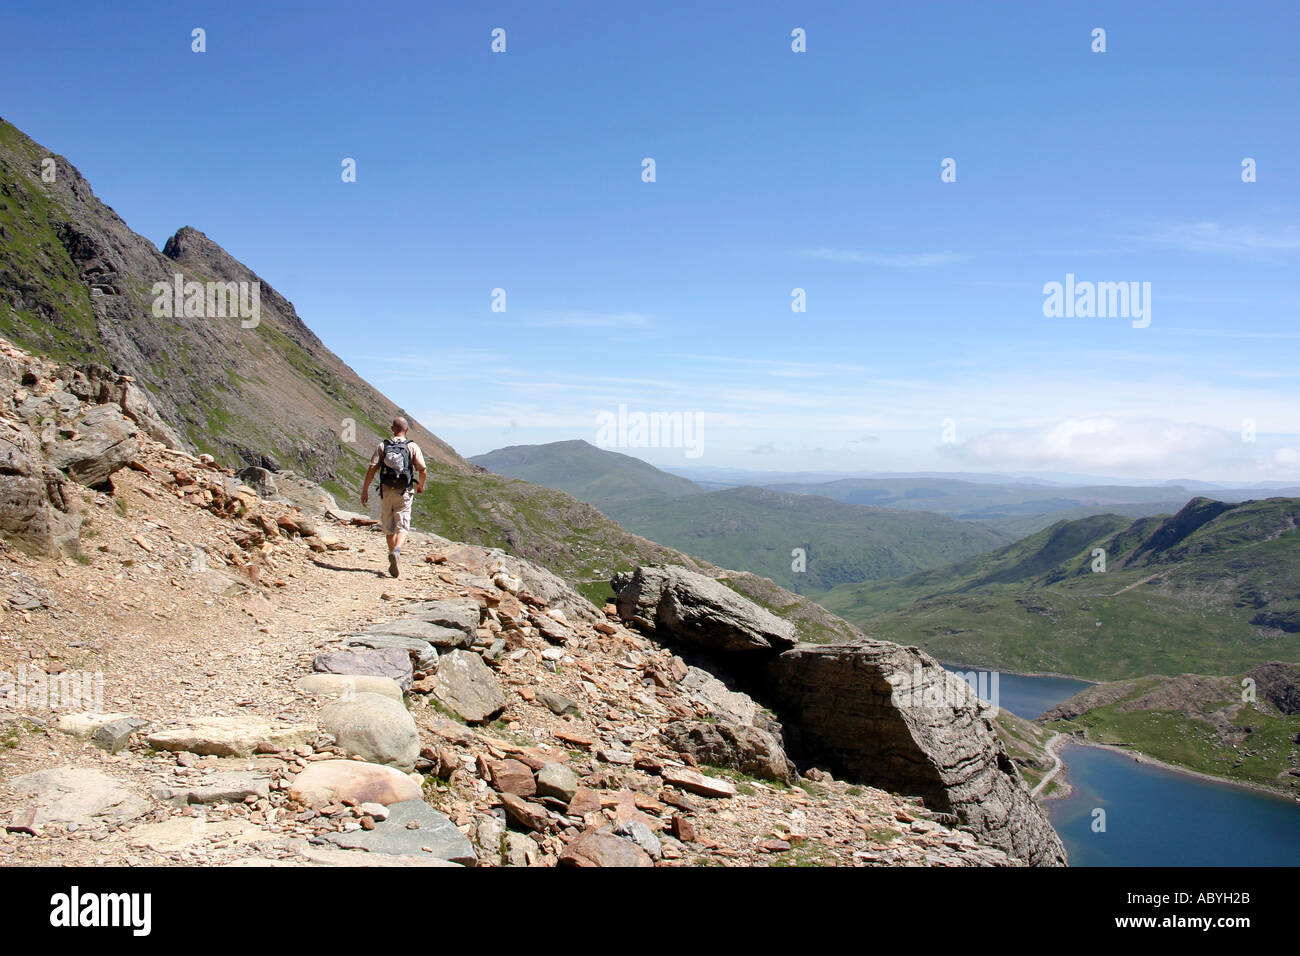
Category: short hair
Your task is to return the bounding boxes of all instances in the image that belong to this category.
[391,416,409,435]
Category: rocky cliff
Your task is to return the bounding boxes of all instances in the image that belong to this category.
[611,565,1067,865]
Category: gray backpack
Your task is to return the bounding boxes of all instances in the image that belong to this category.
[378,438,413,491]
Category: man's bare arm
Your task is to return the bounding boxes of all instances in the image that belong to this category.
[360,463,378,504]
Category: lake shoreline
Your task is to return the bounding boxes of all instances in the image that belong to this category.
[939,659,1300,804]
[1045,735,1300,803]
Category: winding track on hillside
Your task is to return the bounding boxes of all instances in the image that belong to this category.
[1031,733,1064,798]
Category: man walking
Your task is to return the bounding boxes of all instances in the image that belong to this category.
[360,417,427,577]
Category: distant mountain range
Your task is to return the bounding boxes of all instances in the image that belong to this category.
[471,441,1010,593]
[817,496,1300,681]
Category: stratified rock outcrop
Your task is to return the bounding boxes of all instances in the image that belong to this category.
[611,564,1067,866]
[611,565,798,652]
[0,337,194,556]
[765,643,1066,866]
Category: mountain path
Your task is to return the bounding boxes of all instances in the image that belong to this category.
[1030,733,1064,798]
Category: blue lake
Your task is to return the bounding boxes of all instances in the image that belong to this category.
[1047,741,1300,866]
[942,664,1300,866]
[939,665,1093,719]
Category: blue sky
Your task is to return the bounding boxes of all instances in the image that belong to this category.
[3,1,1299,480]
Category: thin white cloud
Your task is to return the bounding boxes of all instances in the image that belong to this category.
[1139,222,1300,257]
[951,416,1235,473]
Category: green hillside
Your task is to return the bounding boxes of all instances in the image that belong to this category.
[605,485,1008,593]
[472,441,1010,594]
[1040,663,1300,795]
[817,497,1300,680]
[470,440,703,506]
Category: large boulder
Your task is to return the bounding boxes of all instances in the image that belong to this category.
[66,362,185,450]
[0,434,80,556]
[611,565,797,652]
[431,649,506,723]
[765,643,1067,866]
[677,666,761,726]
[48,404,139,488]
[660,719,795,783]
[320,692,419,770]
[119,381,186,450]
[236,465,278,499]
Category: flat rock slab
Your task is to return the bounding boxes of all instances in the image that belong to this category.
[558,829,653,867]
[294,674,404,702]
[146,716,316,757]
[289,842,460,868]
[314,647,413,692]
[431,649,506,723]
[320,693,419,770]
[154,771,272,806]
[11,767,151,827]
[400,600,479,636]
[289,760,422,807]
[345,633,438,671]
[54,712,140,738]
[661,766,736,798]
[364,619,470,650]
[324,799,476,865]
[127,817,272,852]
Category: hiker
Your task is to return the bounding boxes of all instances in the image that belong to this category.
[360,416,426,577]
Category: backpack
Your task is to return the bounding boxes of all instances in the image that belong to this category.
[377,438,413,491]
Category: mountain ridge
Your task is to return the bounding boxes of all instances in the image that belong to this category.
[472,439,1010,593]
[819,496,1300,680]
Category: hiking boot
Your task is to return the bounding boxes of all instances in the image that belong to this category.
[388,551,400,578]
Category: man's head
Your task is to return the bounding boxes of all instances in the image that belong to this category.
[390,416,409,437]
